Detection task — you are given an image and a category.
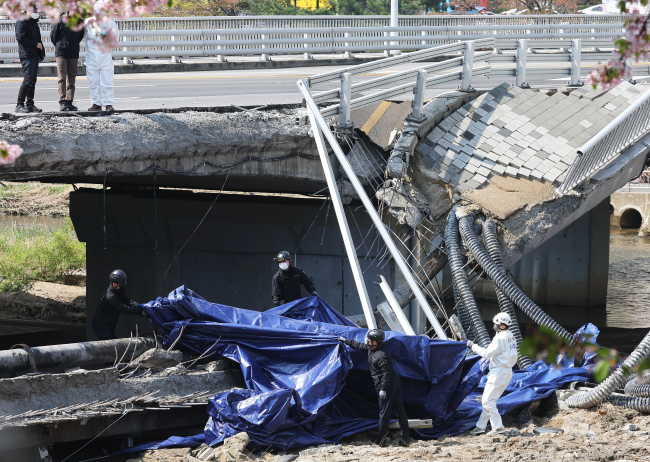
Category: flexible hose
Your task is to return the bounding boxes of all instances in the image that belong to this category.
[624,373,650,397]
[456,208,574,344]
[607,394,650,413]
[482,220,533,370]
[452,235,474,340]
[567,330,650,409]
[445,208,491,348]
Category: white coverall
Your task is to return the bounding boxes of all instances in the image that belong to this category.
[471,329,518,430]
[84,17,117,107]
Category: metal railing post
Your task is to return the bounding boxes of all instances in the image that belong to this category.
[121,35,131,64]
[305,105,376,330]
[344,32,352,58]
[170,34,179,64]
[421,30,426,46]
[383,30,390,57]
[409,69,427,121]
[303,33,312,60]
[297,78,448,340]
[570,39,581,86]
[460,41,474,92]
[339,72,353,130]
[216,34,226,62]
[261,33,270,61]
[516,39,529,88]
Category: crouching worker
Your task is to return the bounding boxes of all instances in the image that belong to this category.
[339,329,410,447]
[467,312,518,435]
[92,269,143,340]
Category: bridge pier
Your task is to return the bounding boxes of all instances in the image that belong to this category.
[610,186,650,235]
[70,187,393,340]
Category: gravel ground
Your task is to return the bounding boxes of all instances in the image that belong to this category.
[120,403,650,462]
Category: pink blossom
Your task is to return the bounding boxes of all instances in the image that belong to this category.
[87,16,119,52]
[0,140,23,165]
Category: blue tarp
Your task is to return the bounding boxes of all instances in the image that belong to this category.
[125,286,593,453]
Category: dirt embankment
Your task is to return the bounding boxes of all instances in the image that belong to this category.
[121,402,650,462]
[0,281,85,323]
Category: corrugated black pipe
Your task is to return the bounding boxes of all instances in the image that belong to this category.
[456,208,573,344]
[567,330,650,409]
[482,220,533,369]
[624,374,650,397]
[445,208,490,348]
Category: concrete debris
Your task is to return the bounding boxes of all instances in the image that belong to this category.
[625,423,639,431]
[533,427,565,435]
[133,348,183,369]
[586,431,597,437]
[375,181,429,228]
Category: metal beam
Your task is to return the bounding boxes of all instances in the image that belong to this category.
[297,78,448,340]
[306,103,376,329]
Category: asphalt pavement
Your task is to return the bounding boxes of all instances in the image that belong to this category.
[0,64,519,114]
[1,62,648,114]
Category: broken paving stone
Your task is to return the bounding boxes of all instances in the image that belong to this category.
[586,431,597,437]
[479,447,496,453]
[508,429,521,437]
[625,423,639,431]
[277,456,298,462]
[533,427,564,435]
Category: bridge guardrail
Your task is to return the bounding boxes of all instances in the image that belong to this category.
[557,86,650,196]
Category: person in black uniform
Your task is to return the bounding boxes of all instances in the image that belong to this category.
[15,8,45,113]
[339,329,410,447]
[271,250,318,307]
[92,269,142,340]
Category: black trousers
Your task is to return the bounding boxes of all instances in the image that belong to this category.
[17,57,39,104]
[374,378,410,444]
[94,326,117,340]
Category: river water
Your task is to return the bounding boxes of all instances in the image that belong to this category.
[606,228,650,329]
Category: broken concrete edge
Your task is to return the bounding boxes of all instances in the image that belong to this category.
[387,90,486,180]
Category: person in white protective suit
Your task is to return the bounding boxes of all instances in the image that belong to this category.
[466,312,519,435]
[85,1,118,112]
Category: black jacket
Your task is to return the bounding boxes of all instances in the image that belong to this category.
[272,265,316,306]
[342,339,397,393]
[15,18,44,60]
[50,18,85,59]
[92,283,140,331]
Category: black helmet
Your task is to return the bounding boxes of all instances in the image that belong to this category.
[367,329,385,344]
[274,251,291,263]
[109,269,127,286]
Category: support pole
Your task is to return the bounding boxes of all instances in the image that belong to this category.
[378,275,416,335]
[460,41,474,91]
[339,72,353,130]
[305,105,376,329]
[303,33,312,60]
[516,39,529,88]
[409,69,427,121]
[298,79,448,340]
[390,0,398,51]
[570,39,581,86]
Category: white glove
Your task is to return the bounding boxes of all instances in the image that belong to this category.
[467,340,474,348]
[312,291,318,296]
[338,336,346,342]
[379,390,386,400]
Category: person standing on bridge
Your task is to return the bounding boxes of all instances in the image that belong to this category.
[14,8,45,114]
[92,269,143,340]
[85,1,118,112]
[50,11,85,112]
[271,250,318,306]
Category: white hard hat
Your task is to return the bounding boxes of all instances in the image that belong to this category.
[493,312,511,327]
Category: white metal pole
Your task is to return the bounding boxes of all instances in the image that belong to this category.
[297,79,448,340]
[305,106,377,330]
[390,0,398,51]
[379,275,416,335]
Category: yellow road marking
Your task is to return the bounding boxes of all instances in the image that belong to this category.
[360,100,391,134]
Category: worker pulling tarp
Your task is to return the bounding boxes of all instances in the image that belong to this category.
[127,286,592,453]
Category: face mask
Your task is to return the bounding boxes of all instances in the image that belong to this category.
[493,324,499,332]
[30,12,39,19]
[279,262,289,271]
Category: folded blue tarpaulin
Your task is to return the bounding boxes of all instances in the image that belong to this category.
[125,286,592,453]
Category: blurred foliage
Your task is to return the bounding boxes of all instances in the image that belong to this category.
[519,326,650,383]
